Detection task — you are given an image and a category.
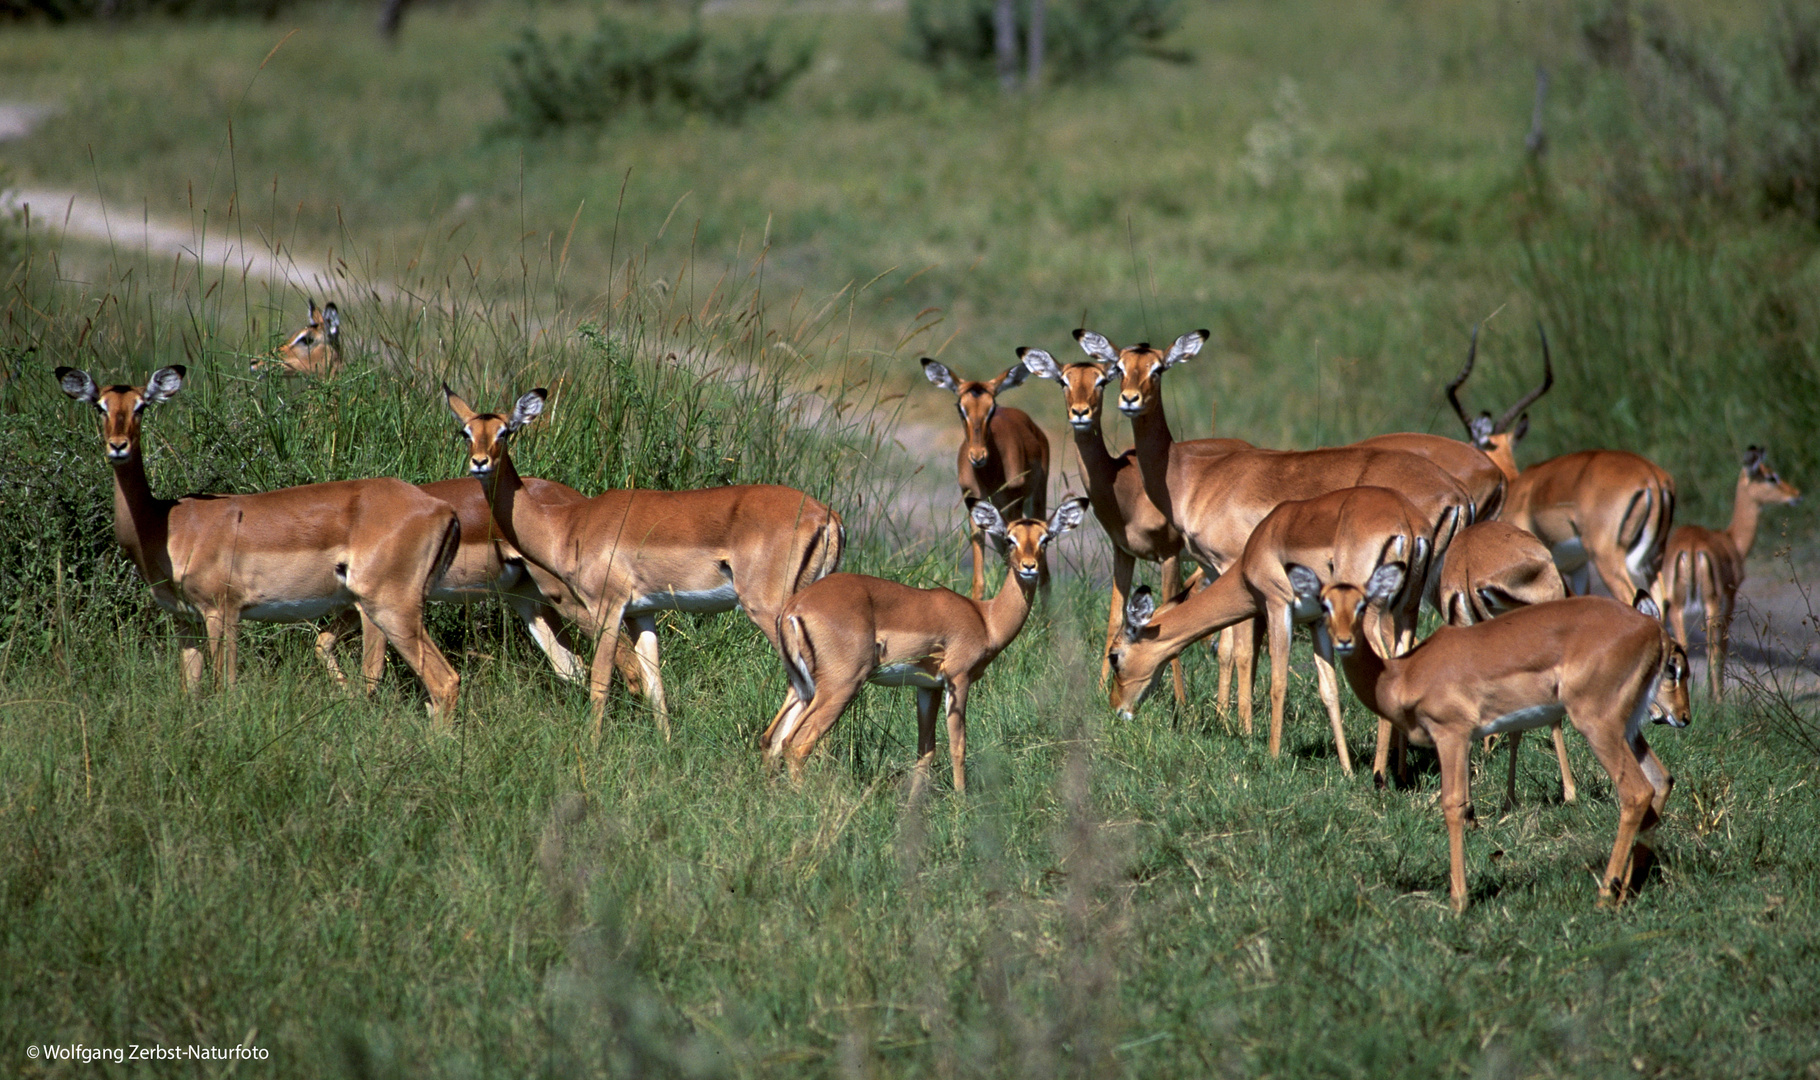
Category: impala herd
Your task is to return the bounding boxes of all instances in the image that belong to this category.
[57,306,1799,913]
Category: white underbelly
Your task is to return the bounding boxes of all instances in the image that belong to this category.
[871,663,943,689]
[242,592,355,623]
[1474,703,1566,739]
[1550,537,1588,572]
[625,581,741,615]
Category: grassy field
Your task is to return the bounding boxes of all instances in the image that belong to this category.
[4,0,1820,1076]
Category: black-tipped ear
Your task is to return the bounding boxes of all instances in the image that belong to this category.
[921,359,959,392]
[1123,585,1156,640]
[1365,563,1407,606]
[997,361,1032,392]
[1018,347,1063,382]
[508,388,547,432]
[1162,329,1208,368]
[144,366,186,404]
[970,500,1007,538]
[1633,591,1662,621]
[1742,445,1766,471]
[444,383,478,422]
[322,302,340,336]
[57,366,99,404]
[1287,564,1323,602]
[1469,414,1495,449]
[1074,330,1120,364]
[1045,495,1089,540]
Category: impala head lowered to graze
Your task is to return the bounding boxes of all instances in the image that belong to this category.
[1293,561,1691,911]
[253,299,342,376]
[762,496,1088,793]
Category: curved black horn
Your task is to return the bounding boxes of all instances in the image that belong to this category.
[1444,325,1479,433]
[1493,322,1555,434]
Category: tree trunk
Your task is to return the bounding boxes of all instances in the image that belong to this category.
[995,0,1019,93]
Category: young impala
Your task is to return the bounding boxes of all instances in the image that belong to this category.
[921,358,1050,599]
[58,365,462,717]
[447,387,845,738]
[1299,562,1690,912]
[1107,485,1433,777]
[1657,446,1801,700]
[1447,324,1677,602]
[762,497,1088,792]
[252,299,341,376]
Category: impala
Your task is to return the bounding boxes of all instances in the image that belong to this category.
[1431,520,1575,806]
[762,497,1088,792]
[1447,325,1677,601]
[446,386,845,737]
[1094,328,1471,739]
[253,299,341,376]
[1657,446,1800,701]
[1298,562,1691,912]
[58,365,462,717]
[1017,345,1197,706]
[921,358,1051,599]
[1107,486,1432,776]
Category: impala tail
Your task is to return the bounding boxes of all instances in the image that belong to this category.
[427,514,462,599]
[779,613,818,705]
[1619,482,1676,587]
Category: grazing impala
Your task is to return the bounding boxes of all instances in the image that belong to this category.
[1447,325,1677,601]
[1432,520,1576,807]
[1657,446,1800,701]
[921,358,1050,599]
[1107,486,1433,776]
[58,365,462,717]
[1298,562,1691,912]
[1017,345,1199,705]
[446,387,845,738]
[253,299,341,376]
[1094,327,1470,735]
[762,498,1088,792]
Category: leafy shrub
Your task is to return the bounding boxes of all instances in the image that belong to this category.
[0,0,298,20]
[498,15,814,132]
[905,0,1186,85]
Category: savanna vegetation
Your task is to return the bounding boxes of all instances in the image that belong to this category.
[2,0,1818,1076]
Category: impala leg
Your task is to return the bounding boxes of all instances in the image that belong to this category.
[1503,731,1524,810]
[315,609,359,685]
[760,689,802,756]
[1437,731,1474,913]
[1266,606,1292,758]
[204,610,240,690]
[360,596,460,722]
[1708,591,1731,703]
[1161,555,1186,708]
[781,666,868,782]
[945,678,972,794]
[1552,722,1578,804]
[1235,618,1260,737]
[1573,704,1661,907]
[177,620,207,692]
[587,602,633,739]
[629,615,668,740]
[359,609,386,695]
[1103,549,1135,690]
[509,595,588,683]
[1215,625,1235,719]
[1312,647,1352,776]
[1372,719,1408,790]
[914,685,940,776]
[969,524,986,602]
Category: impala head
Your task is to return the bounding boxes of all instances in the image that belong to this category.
[923,358,1031,467]
[1077,328,1208,418]
[1632,592,1693,728]
[1017,346,1111,433]
[1106,584,1175,717]
[445,385,545,478]
[1289,562,1406,662]
[254,299,341,376]
[1446,323,1552,478]
[1741,446,1801,508]
[971,496,1088,586]
[57,365,186,462]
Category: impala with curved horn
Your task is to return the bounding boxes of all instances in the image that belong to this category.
[921,358,1051,599]
[58,365,463,717]
[1300,562,1690,912]
[1657,446,1800,700]
[1447,324,1677,601]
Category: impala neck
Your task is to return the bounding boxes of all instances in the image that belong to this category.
[1726,471,1765,558]
[109,449,172,581]
[980,562,1040,652]
[1128,401,1176,520]
[478,449,539,561]
[1336,641,1397,724]
[1071,416,1124,503]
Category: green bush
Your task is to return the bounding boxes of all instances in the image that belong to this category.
[904,0,1186,85]
[498,15,814,132]
[0,0,298,20]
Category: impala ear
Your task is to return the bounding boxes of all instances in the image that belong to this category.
[1016,347,1062,382]
[508,388,547,432]
[996,360,1032,392]
[1742,445,1766,472]
[322,302,340,338]
[1468,413,1495,449]
[1287,564,1323,603]
[1633,591,1662,620]
[143,366,186,404]
[970,500,1007,538]
[1123,585,1156,641]
[1162,329,1209,368]
[1045,496,1089,541]
[306,297,320,320]
[921,359,959,393]
[1365,563,1407,606]
[1074,329,1120,365]
[1412,536,1432,581]
[56,366,99,405]
[443,383,478,422]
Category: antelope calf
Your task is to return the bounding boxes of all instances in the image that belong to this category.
[921,358,1050,599]
[1657,446,1800,700]
[1301,563,1690,912]
[762,497,1088,792]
